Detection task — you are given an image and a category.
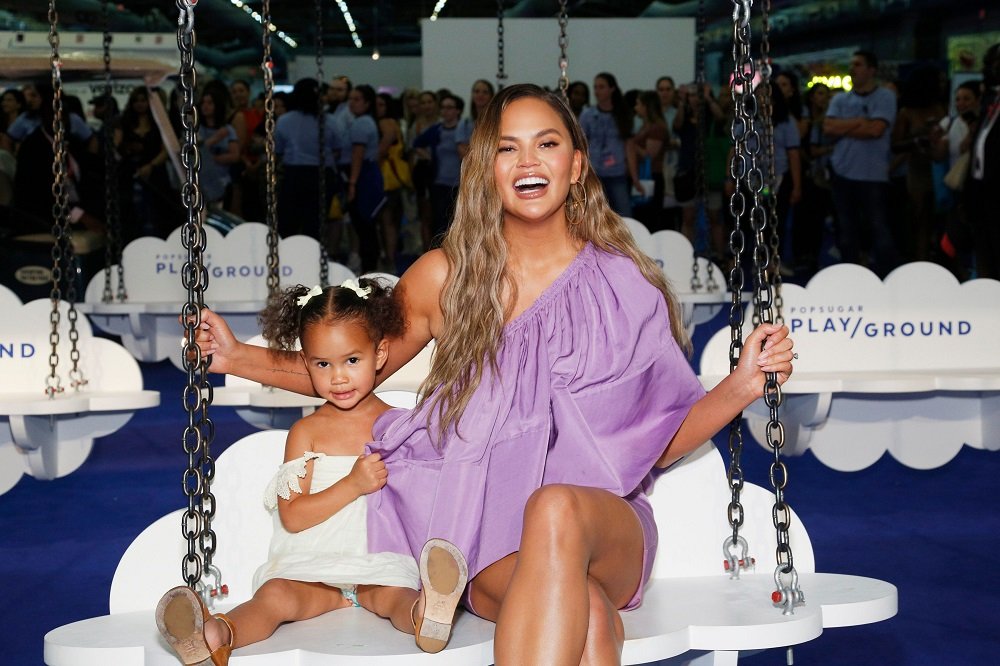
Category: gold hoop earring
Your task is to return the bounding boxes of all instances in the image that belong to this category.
[566,180,587,226]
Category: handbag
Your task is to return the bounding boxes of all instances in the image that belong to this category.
[943,152,970,191]
[380,141,412,191]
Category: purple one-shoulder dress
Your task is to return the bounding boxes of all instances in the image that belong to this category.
[367,242,706,611]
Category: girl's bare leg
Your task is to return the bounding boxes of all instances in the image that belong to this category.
[204,579,353,650]
[356,584,421,635]
[476,484,645,666]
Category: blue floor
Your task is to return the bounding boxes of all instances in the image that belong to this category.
[3,337,999,665]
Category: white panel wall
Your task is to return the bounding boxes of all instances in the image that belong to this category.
[287,55,423,95]
[421,18,695,100]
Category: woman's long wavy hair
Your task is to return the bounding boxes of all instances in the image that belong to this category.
[419,83,690,444]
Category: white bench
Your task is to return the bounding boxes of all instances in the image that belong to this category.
[0,285,159,495]
[623,218,731,335]
[43,395,896,665]
[699,261,1000,471]
[80,223,355,371]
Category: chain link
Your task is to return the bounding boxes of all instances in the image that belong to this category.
[101,0,125,304]
[756,0,796,605]
[46,1,66,398]
[496,0,506,90]
[724,0,756,574]
[315,0,329,287]
[261,0,279,299]
[176,0,218,596]
[557,0,569,96]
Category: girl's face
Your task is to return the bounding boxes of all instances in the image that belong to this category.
[348,89,368,117]
[494,97,582,228]
[300,319,387,411]
[954,88,977,115]
[634,98,647,120]
[810,84,830,110]
[593,77,612,105]
[200,93,216,122]
[1,92,21,115]
[657,79,675,108]
[273,96,287,117]
[405,92,420,115]
[568,85,587,110]
[472,81,493,109]
[131,93,149,114]
[231,82,250,108]
[375,96,387,118]
[776,74,794,100]
[419,93,437,117]
[22,85,40,111]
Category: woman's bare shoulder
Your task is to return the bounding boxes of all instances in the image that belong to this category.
[396,249,448,338]
[399,248,449,294]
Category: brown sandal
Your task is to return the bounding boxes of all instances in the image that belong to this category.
[412,538,468,654]
[155,586,236,666]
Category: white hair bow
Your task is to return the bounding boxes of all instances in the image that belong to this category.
[340,278,372,300]
[296,285,324,308]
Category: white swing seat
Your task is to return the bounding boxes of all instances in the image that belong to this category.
[79,223,356,370]
[699,262,1000,471]
[0,286,159,495]
[44,395,896,665]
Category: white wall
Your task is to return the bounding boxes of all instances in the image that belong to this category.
[421,18,695,100]
[287,55,422,94]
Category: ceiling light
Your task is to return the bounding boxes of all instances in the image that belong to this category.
[335,1,364,48]
[430,0,449,21]
[229,0,298,48]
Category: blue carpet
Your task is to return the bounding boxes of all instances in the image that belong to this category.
[3,344,998,665]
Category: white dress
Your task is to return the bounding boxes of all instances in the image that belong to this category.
[252,452,420,595]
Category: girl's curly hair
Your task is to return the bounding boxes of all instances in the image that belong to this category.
[258,277,405,352]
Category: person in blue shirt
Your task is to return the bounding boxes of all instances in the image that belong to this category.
[413,93,470,246]
[579,73,633,217]
[824,50,900,277]
[345,84,386,274]
[274,77,339,240]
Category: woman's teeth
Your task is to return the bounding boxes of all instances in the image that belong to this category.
[515,176,549,191]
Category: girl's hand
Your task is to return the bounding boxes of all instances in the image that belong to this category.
[734,323,794,400]
[187,308,241,374]
[347,453,388,496]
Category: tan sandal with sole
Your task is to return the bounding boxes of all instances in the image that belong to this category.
[155,586,236,666]
[412,538,468,654]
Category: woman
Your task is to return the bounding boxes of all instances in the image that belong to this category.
[345,84,386,274]
[797,82,834,275]
[194,84,794,663]
[566,80,589,118]
[274,77,338,239]
[116,86,171,238]
[197,81,242,211]
[775,70,807,139]
[0,88,24,135]
[376,92,408,272]
[579,72,633,216]
[468,79,495,126]
[406,90,439,252]
[628,90,670,232]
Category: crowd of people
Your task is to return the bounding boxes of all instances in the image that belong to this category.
[1,43,997,281]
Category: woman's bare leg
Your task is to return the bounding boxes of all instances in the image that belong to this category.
[480,484,644,666]
[356,584,421,635]
[203,579,352,650]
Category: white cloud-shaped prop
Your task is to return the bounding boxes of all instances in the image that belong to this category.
[0,288,156,493]
[623,217,726,295]
[700,262,1000,471]
[86,223,355,305]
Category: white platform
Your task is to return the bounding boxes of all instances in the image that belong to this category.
[80,223,356,370]
[699,262,1000,471]
[0,286,159,495]
[45,424,896,665]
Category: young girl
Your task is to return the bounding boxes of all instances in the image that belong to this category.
[155,278,467,665]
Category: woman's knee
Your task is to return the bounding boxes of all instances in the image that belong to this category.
[522,484,587,539]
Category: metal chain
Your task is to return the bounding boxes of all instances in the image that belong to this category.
[45,1,68,398]
[176,0,219,601]
[723,0,756,578]
[496,0,506,90]
[101,0,125,303]
[47,2,86,393]
[760,0,783,323]
[755,0,797,614]
[262,0,279,299]
[557,0,569,97]
[315,0,329,287]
